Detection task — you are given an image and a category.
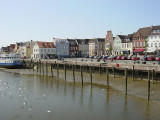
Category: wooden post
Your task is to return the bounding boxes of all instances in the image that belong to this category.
[113,67,115,79]
[57,63,59,78]
[125,68,128,95]
[148,70,150,100]
[90,66,92,85]
[64,63,66,80]
[46,62,48,76]
[99,64,101,74]
[37,61,38,72]
[152,69,154,84]
[51,63,53,77]
[32,61,34,71]
[132,65,134,81]
[72,64,75,83]
[106,67,109,90]
[39,61,41,73]
[80,66,83,86]
[42,62,44,76]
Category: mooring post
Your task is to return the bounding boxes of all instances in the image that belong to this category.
[152,69,154,84]
[80,65,83,86]
[112,67,115,79]
[90,66,92,85]
[99,64,101,74]
[106,67,109,90]
[51,63,53,77]
[148,70,150,100]
[72,64,75,83]
[132,65,134,81]
[42,62,44,76]
[57,63,59,78]
[39,61,41,74]
[125,68,128,95]
[46,62,48,76]
[37,61,38,72]
[32,61,34,71]
[64,63,66,80]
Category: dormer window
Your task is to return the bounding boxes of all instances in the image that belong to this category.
[42,43,45,47]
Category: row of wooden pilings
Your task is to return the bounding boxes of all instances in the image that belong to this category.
[27,59,154,100]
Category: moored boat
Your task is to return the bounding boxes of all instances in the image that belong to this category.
[0,54,22,68]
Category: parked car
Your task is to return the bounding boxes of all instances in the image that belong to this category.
[147,55,155,61]
[131,56,140,60]
[127,55,133,60]
[155,56,160,61]
[117,56,122,60]
[121,56,127,60]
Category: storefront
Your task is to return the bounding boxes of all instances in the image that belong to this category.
[133,48,145,56]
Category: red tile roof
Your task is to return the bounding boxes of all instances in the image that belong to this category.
[37,42,56,48]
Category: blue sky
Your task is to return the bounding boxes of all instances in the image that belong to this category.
[0,0,159,46]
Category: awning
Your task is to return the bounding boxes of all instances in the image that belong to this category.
[133,48,145,52]
[146,48,156,53]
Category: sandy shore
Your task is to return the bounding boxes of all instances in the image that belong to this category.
[1,67,160,104]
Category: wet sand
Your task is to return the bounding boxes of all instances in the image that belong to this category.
[1,67,160,105]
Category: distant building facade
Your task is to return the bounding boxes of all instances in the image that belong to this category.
[113,35,126,55]
[105,31,114,55]
[32,41,56,59]
[89,38,105,56]
[53,38,70,58]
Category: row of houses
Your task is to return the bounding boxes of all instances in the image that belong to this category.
[1,25,160,59]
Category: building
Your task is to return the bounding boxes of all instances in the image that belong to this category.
[89,38,105,57]
[147,26,160,55]
[9,44,16,53]
[121,34,133,55]
[32,41,56,59]
[53,38,70,58]
[132,26,152,55]
[0,47,7,53]
[105,31,114,55]
[76,39,89,57]
[113,35,126,55]
[68,39,79,57]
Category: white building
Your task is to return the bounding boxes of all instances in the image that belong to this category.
[147,26,160,54]
[32,41,56,59]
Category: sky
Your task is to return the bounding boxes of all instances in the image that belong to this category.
[0,0,159,47]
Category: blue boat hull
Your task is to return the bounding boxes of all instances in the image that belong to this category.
[0,62,22,68]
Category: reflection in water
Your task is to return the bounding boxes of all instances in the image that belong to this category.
[0,71,160,120]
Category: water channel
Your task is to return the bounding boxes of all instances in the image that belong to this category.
[0,70,160,120]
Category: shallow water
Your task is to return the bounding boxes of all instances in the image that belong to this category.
[0,71,160,120]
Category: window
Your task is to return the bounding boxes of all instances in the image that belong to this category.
[140,42,142,47]
[155,43,157,47]
[143,42,145,47]
[134,42,135,47]
[137,42,139,47]
[159,43,160,47]
[151,43,153,47]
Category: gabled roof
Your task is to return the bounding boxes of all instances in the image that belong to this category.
[133,27,152,38]
[89,38,105,43]
[118,35,127,40]
[67,39,78,45]
[37,42,56,48]
[76,39,89,44]
[123,34,134,43]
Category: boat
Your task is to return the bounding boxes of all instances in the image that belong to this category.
[0,54,22,68]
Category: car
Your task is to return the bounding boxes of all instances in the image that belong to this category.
[117,56,122,60]
[131,56,140,60]
[121,56,127,60]
[155,56,160,61]
[147,55,155,61]
[127,55,133,60]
